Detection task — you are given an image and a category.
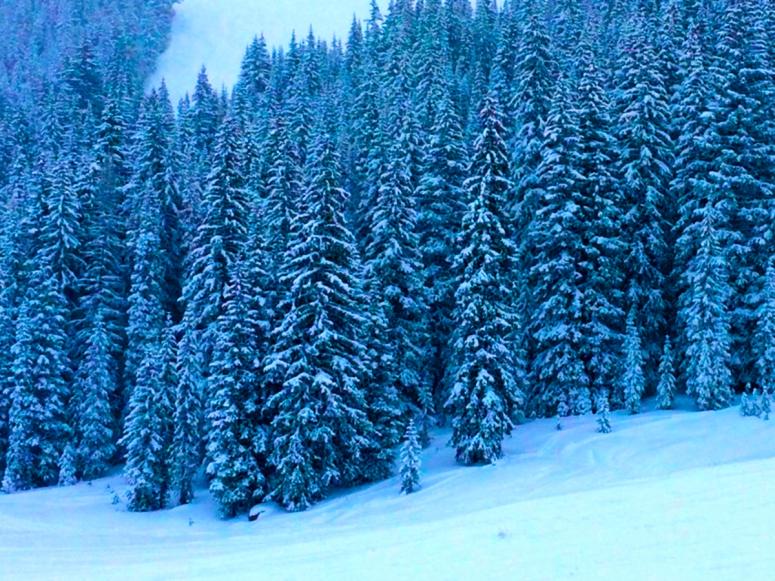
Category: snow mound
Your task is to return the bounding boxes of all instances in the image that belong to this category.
[2,398,774,580]
[150,0,388,102]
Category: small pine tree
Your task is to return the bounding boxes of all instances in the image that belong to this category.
[399,419,422,495]
[58,442,78,487]
[622,305,646,415]
[556,394,570,431]
[596,392,612,434]
[656,337,677,410]
[761,388,771,421]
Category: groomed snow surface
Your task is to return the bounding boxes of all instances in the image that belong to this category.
[1,397,774,580]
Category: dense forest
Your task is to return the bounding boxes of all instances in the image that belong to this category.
[0,0,773,517]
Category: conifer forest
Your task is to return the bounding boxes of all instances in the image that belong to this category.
[0,0,774,519]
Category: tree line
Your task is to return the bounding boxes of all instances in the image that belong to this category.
[0,0,773,516]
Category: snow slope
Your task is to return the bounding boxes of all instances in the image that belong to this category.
[151,0,388,102]
[2,397,775,580]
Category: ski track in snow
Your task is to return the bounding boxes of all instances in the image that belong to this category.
[150,0,389,102]
[2,396,775,580]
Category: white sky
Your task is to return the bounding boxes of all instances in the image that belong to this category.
[150,0,389,102]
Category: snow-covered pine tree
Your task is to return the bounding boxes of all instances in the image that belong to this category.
[761,386,772,421]
[656,336,677,410]
[181,114,249,360]
[575,37,627,408]
[416,79,467,408]
[510,5,555,233]
[754,262,775,400]
[233,35,271,126]
[74,314,117,480]
[621,303,646,415]
[596,390,612,434]
[120,317,176,512]
[58,441,77,487]
[206,262,267,518]
[123,90,179,391]
[263,112,303,273]
[712,0,775,389]
[0,199,21,478]
[265,119,378,511]
[2,250,71,491]
[740,384,761,417]
[400,419,421,494]
[613,12,674,392]
[446,93,523,465]
[680,196,735,412]
[526,77,590,417]
[364,105,431,431]
[171,318,204,506]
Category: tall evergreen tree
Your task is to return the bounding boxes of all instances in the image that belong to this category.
[265,122,379,511]
[527,79,590,416]
[614,13,674,391]
[2,251,71,491]
[171,318,204,506]
[365,107,431,426]
[206,263,267,517]
[754,262,775,397]
[120,318,175,512]
[73,314,117,480]
[446,94,523,465]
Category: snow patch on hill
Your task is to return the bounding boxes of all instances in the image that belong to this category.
[1,398,774,580]
[150,0,388,102]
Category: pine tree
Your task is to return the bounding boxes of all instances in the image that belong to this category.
[575,39,627,406]
[2,249,71,492]
[596,391,612,434]
[681,200,734,412]
[446,94,523,465]
[58,441,77,487]
[761,386,772,421]
[206,263,267,518]
[171,319,204,506]
[365,107,431,426]
[621,304,646,415]
[399,419,421,494]
[265,123,378,511]
[754,262,775,399]
[656,336,677,410]
[740,384,761,417]
[713,0,775,389]
[74,314,117,480]
[527,79,590,417]
[124,90,179,390]
[181,114,249,359]
[120,319,175,512]
[614,13,674,389]
[510,7,555,233]
[416,82,467,405]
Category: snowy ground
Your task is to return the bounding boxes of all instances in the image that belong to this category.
[150,0,389,102]
[2,396,775,580]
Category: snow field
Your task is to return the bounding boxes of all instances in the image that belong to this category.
[1,398,774,580]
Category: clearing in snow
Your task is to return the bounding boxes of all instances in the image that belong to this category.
[1,397,774,580]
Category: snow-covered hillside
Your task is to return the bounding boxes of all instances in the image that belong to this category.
[151,0,388,101]
[1,398,774,580]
